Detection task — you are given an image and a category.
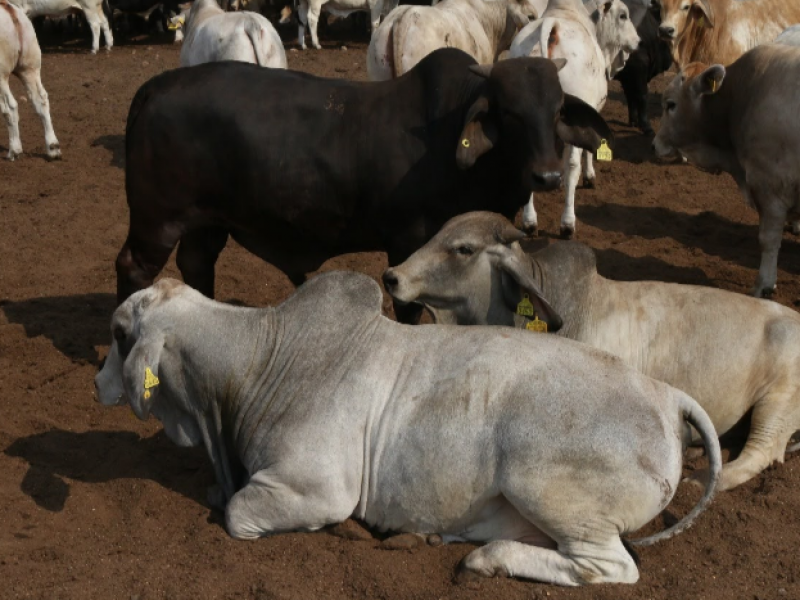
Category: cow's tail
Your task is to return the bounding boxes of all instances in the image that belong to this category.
[244,17,270,66]
[629,392,721,547]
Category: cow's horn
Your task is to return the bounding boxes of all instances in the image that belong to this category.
[469,64,494,79]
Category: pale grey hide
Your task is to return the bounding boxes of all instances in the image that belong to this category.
[653,44,800,298]
[384,211,800,491]
[96,274,721,587]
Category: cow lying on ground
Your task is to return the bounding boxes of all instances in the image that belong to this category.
[509,0,639,237]
[614,0,672,134]
[170,0,286,67]
[296,0,398,50]
[118,49,611,325]
[383,211,800,491]
[367,0,535,81]
[653,44,800,298]
[9,0,113,53]
[96,274,721,586]
[0,0,61,160]
[657,0,800,68]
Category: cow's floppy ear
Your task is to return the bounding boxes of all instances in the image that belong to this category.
[122,330,166,421]
[457,95,498,170]
[557,93,612,152]
[691,0,714,27]
[690,64,725,96]
[492,246,563,332]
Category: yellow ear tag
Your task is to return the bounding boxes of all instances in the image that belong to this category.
[697,15,704,27]
[525,316,548,333]
[516,294,535,317]
[596,139,612,162]
[143,367,160,399]
[461,138,470,148]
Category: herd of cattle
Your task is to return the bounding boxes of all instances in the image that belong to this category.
[5,0,800,589]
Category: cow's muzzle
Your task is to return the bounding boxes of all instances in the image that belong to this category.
[531,171,562,192]
[658,25,676,40]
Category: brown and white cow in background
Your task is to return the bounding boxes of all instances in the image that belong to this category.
[653,44,800,298]
[383,211,800,492]
[9,0,113,53]
[0,0,60,160]
[367,0,537,81]
[657,0,800,68]
[509,0,640,237]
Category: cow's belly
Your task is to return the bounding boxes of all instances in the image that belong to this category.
[24,0,83,16]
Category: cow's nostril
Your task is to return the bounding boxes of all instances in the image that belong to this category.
[382,270,399,292]
[659,25,675,38]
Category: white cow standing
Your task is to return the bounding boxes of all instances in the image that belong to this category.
[509,0,639,237]
[174,0,287,67]
[297,0,398,50]
[10,0,113,53]
[0,0,60,160]
[367,0,535,81]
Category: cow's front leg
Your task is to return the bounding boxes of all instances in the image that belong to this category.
[297,0,308,49]
[753,200,786,298]
[369,0,384,31]
[307,4,322,49]
[521,193,538,235]
[225,469,353,540]
[83,8,103,53]
[560,144,582,239]
[581,149,595,189]
[457,537,638,586]
[0,76,22,160]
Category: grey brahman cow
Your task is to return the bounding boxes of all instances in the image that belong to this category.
[96,273,720,586]
[383,211,800,491]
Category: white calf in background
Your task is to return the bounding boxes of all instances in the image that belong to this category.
[0,0,60,160]
[297,0,399,50]
[510,0,639,237]
[10,0,113,53]
[176,0,287,67]
[367,0,535,81]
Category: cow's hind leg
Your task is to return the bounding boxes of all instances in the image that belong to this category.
[175,226,229,299]
[225,469,353,540]
[457,536,638,586]
[581,149,595,189]
[0,75,22,160]
[115,224,182,304]
[752,196,786,297]
[691,390,800,491]
[16,67,60,160]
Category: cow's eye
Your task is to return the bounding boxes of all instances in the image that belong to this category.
[666,100,677,112]
[454,245,474,256]
[681,4,689,10]
[620,12,628,19]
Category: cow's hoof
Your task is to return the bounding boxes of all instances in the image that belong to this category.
[753,285,776,299]
[7,149,21,161]
[683,469,710,491]
[559,225,575,240]
[521,223,538,237]
[583,176,596,189]
[380,533,424,550]
[329,519,373,541]
[206,484,226,511]
[47,144,62,161]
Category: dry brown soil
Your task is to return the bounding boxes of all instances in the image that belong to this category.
[2,22,800,600]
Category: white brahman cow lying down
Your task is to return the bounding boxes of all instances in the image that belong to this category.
[9,0,113,53]
[297,0,399,50]
[383,211,800,491]
[96,275,721,586]
[367,0,536,81]
[509,0,640,238]
[171,0,287,67]
[0,0,60,160]
[653,44,800,298]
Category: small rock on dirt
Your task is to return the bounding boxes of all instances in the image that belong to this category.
[380,533,423,550]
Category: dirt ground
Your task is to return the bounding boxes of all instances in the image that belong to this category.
[2,20,800,600]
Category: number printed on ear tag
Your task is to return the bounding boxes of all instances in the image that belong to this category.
[516,294,535,317]
[597,139,612,162]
